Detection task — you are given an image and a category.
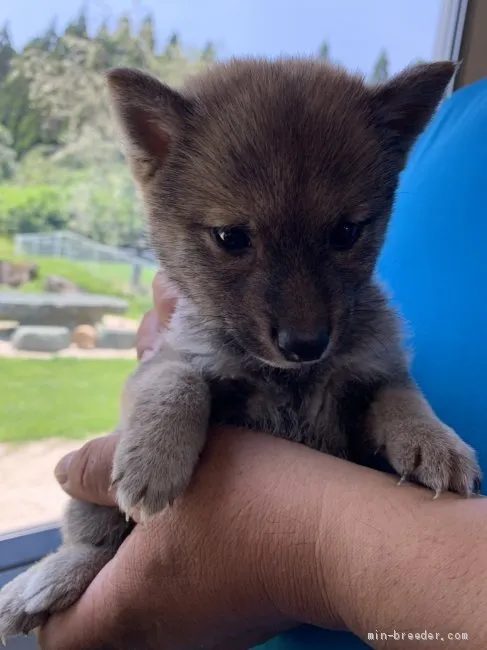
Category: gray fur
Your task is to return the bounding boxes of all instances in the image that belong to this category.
[0,58,481,641]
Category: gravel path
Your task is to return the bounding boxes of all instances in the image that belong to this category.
[0,437,98,535]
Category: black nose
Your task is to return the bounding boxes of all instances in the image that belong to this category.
[276,328,330,363]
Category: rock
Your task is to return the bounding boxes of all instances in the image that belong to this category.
[0,261,39,288]
[0,292,128,329]
[11,326,71,352]
[72,324,97,349]
[0,320,18,341]
[96,327,137,349]
[45,275,80,294]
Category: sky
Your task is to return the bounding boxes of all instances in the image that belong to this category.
[2,0,443,78]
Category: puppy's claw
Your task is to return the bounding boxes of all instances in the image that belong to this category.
[397,473,408,487]
[433,489,442,500]
[139,508,150,527]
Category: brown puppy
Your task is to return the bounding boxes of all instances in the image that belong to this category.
[0,58,480,641]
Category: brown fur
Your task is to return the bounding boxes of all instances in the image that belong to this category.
[0,58,481,642]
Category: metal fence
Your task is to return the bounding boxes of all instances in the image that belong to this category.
[14,231,157,269]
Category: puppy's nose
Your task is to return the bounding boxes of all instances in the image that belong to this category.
[276,328,330,363]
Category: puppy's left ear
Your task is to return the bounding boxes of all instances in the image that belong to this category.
[370,61,457,162]
[106,68,194,184]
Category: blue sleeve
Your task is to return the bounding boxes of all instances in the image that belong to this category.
[255,77,487,649]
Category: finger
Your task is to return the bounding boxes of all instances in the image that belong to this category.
[152,270,178,327]
[38,557,122,650]
[136,308,160,360]
[54,435,119,506]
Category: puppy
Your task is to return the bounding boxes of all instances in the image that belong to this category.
[0,58,481,641]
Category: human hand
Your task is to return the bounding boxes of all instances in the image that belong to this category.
[41,427,340,650]
[136,270,178,361]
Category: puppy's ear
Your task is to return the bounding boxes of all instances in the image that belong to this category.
[106,68,194,184]
[370,61,457,163]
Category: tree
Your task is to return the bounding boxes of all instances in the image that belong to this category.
[2,13,216,244]
[26,19,60,55]
[164,32,181,59]
[202,41,216,63]
[371,49,389,83]
[0,22,15,83]
[139,14,156,54]
[65,6,88,39]
[0,124,17,180]
[318,41,330,61]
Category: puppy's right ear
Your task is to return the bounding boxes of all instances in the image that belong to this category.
[106,68,193,184]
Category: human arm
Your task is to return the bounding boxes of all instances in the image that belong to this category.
[42,424,487,650]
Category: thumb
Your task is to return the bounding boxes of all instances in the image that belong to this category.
[54,434,119,506]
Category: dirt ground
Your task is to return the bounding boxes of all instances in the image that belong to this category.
[0,437,97,535]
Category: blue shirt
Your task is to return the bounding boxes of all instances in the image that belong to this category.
[256,76,487,649]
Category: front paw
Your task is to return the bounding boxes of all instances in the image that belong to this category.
[384,420,481,497]
[112,422,205,521]
[0,545,109,642]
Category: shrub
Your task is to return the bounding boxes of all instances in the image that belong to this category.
[0,184,68,235]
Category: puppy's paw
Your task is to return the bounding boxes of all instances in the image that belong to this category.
[112,421,204,522]
[385,420,481,497]
[0,544,111,641]
[0,569,45,641]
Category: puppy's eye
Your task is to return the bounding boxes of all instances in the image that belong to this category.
[329,219,365,251]
[212,226,252,254]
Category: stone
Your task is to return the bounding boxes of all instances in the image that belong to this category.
[0,261,39,288]
[0,320,18,341]
[96,327,137,349]
[0,292,128,329]
[45,275,80,294]
[72,324,97,349]
[11,326,71,352]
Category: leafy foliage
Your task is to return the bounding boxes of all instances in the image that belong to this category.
[0,125,16,180]
[0,185,67,234]
[0,12,213,245]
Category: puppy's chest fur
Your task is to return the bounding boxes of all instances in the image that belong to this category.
[207,372,368,457]
[168,298,393,459]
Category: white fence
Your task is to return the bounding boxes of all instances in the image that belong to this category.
[14,231,157,268]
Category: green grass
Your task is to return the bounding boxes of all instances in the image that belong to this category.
[0,237,154,320]
[0,358,136,442]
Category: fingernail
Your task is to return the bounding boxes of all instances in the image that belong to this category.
[54,451,75,485]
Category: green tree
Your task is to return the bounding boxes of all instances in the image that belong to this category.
[26,19,60,55]
[371,49,389,83]
[65,6,88,39]
[164,32,181,59]
[0,125,17,180]
[202,41,216,63]
[0,185,67,235]
[318,41,330,61]
[3,13,216,244]
[139,14,156,54]
[0,22,15,83]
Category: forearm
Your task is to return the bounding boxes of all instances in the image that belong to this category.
[48,425,487,650]
[279,451,487,647]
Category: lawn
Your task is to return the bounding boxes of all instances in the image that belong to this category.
[0,358,136,443]
[0,237,154,320]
